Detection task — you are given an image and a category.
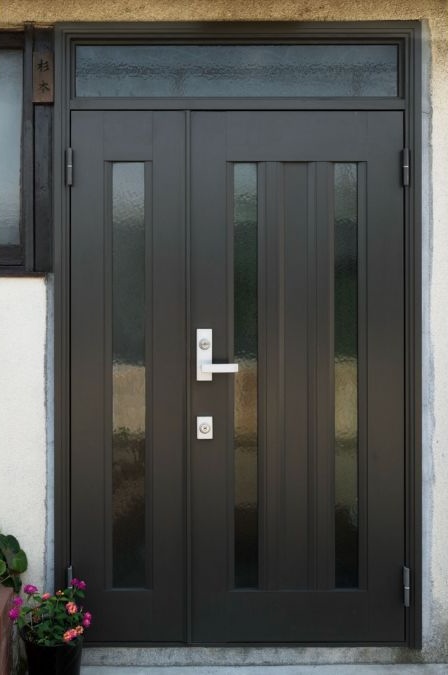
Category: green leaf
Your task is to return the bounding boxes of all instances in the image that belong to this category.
[5,536,20,554]
[0,559,6,576]
[0,534,8,549]
[10,550,28,574]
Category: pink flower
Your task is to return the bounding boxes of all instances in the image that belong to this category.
[12,597,23,607]
[23,584,38,595]
[8,607,20,620]
[72,578,87,590]
[75,625,84,635]
[41,593,51,600]
[82,611,92,628]
[66,602,78,615]
[63,629,77,642]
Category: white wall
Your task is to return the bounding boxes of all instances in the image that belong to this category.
[0,278,48,593]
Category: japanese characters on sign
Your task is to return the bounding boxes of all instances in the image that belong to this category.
[33,52,54,103]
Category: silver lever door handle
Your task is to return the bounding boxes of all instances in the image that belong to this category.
[201,363,239,374]
[197,329,239,381]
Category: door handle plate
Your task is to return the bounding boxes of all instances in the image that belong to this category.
[196,328,239,381]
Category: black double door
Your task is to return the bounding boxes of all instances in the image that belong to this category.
[70,110,405,643]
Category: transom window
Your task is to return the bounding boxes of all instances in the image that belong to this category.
[75,44,399,98]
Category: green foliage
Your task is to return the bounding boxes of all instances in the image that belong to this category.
[0,533,28,593]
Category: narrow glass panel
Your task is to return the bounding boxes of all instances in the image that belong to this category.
[234,164,258,588]
[0,51,23,245]
[76,45,398,98]
[112,163,146,587]
[334,163,358,588]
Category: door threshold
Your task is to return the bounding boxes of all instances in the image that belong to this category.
[81,666,445,675]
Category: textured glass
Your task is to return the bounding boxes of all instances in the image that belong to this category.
[334,163,358,588]
[0,51,22,245]
[234,164,258,588]
[112,163,146,587]
[76,45,398,98]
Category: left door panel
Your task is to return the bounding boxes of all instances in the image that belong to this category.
[70,111,186,642]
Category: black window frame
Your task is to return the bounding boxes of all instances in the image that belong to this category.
[0,26,53,274]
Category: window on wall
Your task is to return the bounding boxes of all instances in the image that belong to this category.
[0,29,53,274]
[0,50,23,252]
[0,34,26,268]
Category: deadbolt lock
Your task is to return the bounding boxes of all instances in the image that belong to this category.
[197,416,213,440]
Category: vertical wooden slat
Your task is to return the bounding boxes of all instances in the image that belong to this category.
[264,161,283,591]
[34,28,54,272]
[23,23,34,271]
[315,162,335,590]
[279,162,310,590]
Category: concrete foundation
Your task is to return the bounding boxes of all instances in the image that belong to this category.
[81,668,448,675]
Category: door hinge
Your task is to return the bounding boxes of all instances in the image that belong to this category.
[66,147,73,186]
[403,565,411,607]
[402,148,410,187]
[66,564,73,586]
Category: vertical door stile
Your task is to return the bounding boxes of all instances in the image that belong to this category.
[315,161,336,591]
[225,158,236,592]
[357,162,368,591]
[264,161,285,592]
[144,159,154,590]
[103,158,113,592]
[185,109,193,645]
[257,161,268,592]
[306,161,318,592]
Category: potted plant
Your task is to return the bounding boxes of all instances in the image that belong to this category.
[0,533,28,592]
[8,579,92,675]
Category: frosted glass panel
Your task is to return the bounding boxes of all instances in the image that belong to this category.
[0,51,22,245]
[334,163,358,589]
[76,45,398,97]
[234,164,258,588]
[112,163,146,588]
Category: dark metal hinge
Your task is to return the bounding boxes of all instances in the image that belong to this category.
[66,147,73,187]
[402,148,410,187]
[403,565,411,607]
[66,564,73,586]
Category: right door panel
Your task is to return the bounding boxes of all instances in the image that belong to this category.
[191,111,405,642]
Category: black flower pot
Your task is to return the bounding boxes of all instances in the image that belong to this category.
[22,636,83,675]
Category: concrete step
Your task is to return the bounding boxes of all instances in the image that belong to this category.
[81,666,448,674]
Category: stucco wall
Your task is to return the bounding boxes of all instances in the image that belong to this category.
[0,0,447,666]
[0,278,48,592]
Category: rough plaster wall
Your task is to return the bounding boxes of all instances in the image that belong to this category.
[0,0,445,24]
[0,279,47,592]
[0,0,446,665]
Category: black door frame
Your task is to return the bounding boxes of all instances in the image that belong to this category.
[54,20,422,647]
